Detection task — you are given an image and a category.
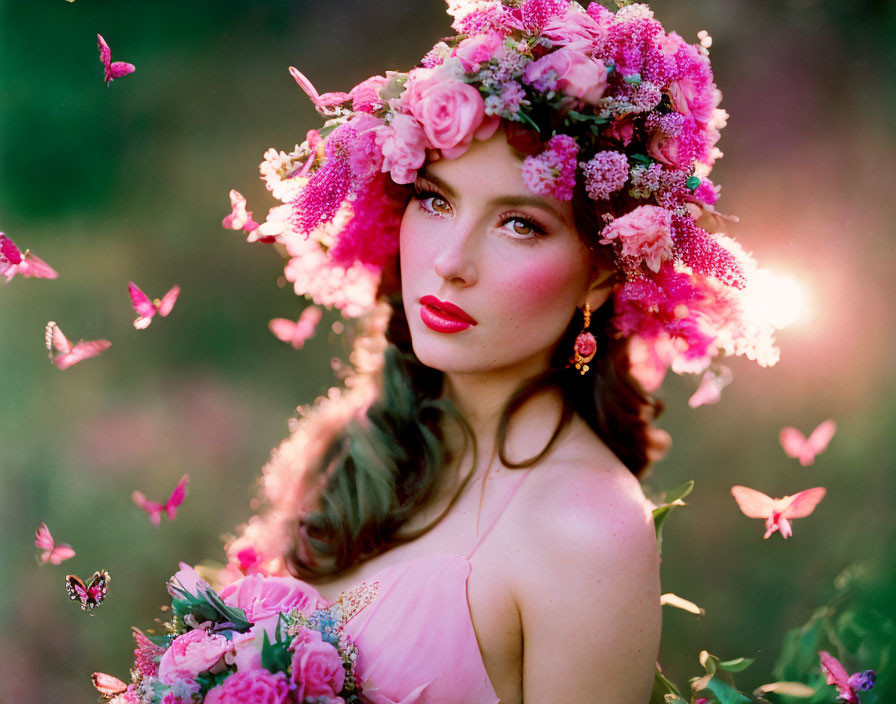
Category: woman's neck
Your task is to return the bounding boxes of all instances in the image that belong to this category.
[440,367,568,482]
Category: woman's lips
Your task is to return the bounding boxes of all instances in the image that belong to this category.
[419,295,477,333]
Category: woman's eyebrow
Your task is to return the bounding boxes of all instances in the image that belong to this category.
[418,169,569,226]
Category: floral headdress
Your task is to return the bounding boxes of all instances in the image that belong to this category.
[236,0,781,393]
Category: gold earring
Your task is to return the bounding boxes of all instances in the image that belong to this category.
[570,304,597,375]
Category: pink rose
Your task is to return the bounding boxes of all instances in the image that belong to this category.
[600,205,673,273]
[219,574,317,637]
[453,32,503,72]
[374,113,426,185]
[409,80,485,159]
[542,10,605,51]
[289,628,345,700]
[605,116,635,146]
[350,75,387,113]
[158,629,232,685]
[646,130,686,169]
[523,48,608,105]
[204,670,290,704]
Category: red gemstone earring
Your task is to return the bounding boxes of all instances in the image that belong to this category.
[570,303,597,375]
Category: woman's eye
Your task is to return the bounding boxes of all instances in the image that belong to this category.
[416,190,452,216]
[500,217,543,239]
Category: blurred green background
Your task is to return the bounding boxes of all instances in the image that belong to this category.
[2,1,894,702]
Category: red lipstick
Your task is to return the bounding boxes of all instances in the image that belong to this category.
[419,295,477,333]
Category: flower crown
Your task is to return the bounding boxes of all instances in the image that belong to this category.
[233,0,781,396]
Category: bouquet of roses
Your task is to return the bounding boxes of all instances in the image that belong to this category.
[92,563,362,704]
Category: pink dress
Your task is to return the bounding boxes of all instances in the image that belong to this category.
[300,469,533,704]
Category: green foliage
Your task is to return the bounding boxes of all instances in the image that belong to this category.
[195,669,232,692]
[652,480,694,556]
[772,563,893,704]
[261,612,293,673]
[168,582,252,632]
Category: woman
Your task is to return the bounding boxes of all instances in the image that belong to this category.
[221,2,780,702]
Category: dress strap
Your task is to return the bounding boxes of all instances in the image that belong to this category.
[464,469,533,560]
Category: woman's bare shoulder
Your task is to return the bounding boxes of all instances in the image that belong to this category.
[505,427,661,700]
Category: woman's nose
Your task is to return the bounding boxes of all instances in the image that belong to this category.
[432,218,478,286]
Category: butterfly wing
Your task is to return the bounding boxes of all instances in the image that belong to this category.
[780,487,826,519]
[84,570,110,608]
[34,522,54,553]
[18,251,59,279]
[0,233,22,264]
[288,66,352,116]
[730,485,776,518]
[807,419,837,456]
[97,34,111,69]
[164,474,189,520]
[91,672,128,697]
[156,285,180,317]
[779,426,811,464]
[269,318,298,344]
[66,574,89,608]
[128,281,156,328]
[46,322,72,363]
[56,339,111,370]
[132,490,164,527]
[109,61,135,79]
[48,544,76,565]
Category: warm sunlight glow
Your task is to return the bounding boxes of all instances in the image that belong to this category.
[744,270,809,330]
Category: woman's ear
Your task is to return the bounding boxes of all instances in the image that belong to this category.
[583,267,616,311]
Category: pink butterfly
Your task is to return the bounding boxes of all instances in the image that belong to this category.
[779,419,836,466]
[66,569,110,610]
[222,189,269,242]
[91,672,128,698]
[128,281,180,329]
[269,306,322,349]
[34,522,75,565]
[97,34,135,86]
[688,366,733,409]
[132,474,189,527]
[0,233,58,281]
[819,651,876,704]
[288,66,352,116]
[45,321,111,370]
[730,485,826,539]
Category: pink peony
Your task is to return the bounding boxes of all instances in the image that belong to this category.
[289,628,345,701]
[522,47,608,105]
[605,116,635,146]
[453,31,503,72]
[409,80,486,159]
[219,574,317,637]
[374,113,427,185]
[668,76,716,125]
[157,629,232,685]
[204,670,290,704]
[600,205,673,273]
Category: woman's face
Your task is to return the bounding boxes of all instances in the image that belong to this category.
[400,130,598,379]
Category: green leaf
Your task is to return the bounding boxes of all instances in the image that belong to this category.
[629,153,652,166]
[704,676,752,704]
[686,176,702,190]
[261,629,293,674]
[195,669,232,693]
[652,481,695,555]
[650,664,685,704]
[718,657,755,673]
